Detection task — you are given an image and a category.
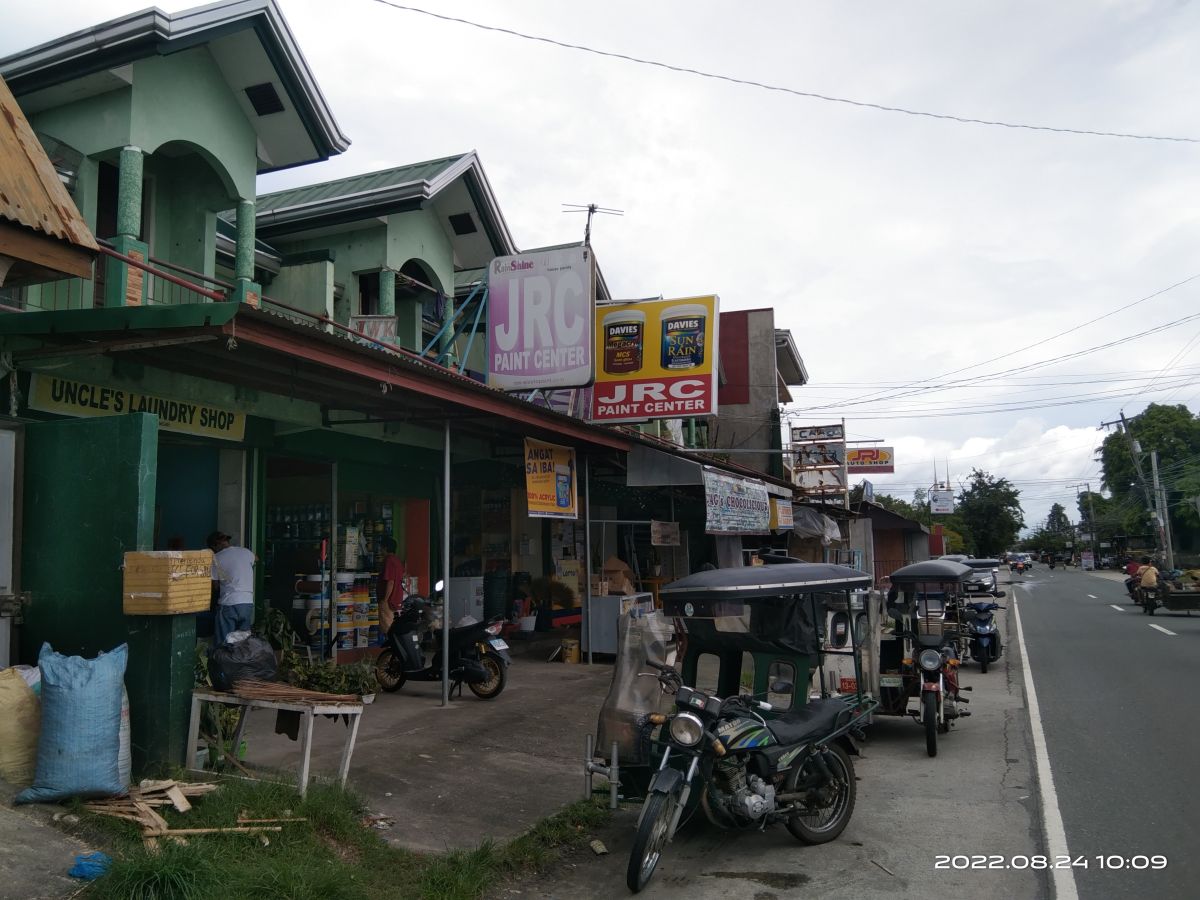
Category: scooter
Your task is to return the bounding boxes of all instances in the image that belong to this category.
[1140,585,1161,616]
[964,600,1005,673]
[375,581,511,699]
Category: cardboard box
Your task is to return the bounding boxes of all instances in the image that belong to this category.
[123,550,214,615]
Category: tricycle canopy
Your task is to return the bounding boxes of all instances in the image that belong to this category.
[887,559,972,584]
[660,563,872,608]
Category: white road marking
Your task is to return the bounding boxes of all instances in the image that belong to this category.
[1012,598,1079,900]
[1149,623,1177,636]
[1110,605,1125,612]
[1087,594,1097,599]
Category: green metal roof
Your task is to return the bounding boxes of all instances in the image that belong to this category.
[0,303,240,336]
[255,154,468,216]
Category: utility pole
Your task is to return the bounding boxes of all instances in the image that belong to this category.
[1101,413,1166,560]
[1149,451,1175,570]
[1069,482,1098,561]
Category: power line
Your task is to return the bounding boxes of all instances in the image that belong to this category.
[367,1,1200,144]
[796,272,1200,412]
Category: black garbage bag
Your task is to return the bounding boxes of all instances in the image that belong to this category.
[208,635,278,692]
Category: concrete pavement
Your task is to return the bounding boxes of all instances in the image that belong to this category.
[519,595,1050,900]
[0,779,92,900]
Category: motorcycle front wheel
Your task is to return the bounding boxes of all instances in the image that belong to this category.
[626,790,676,893]
[923,693,938,757]
[467,652,507,700]
[980,654,989,674]
[785,743,856,844]
[375,649,406,693]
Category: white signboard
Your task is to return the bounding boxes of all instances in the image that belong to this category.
[792,423,844,442]
[487,246,594,390]
[703,469,771,535]
[795,468,847,492]
[930,489,955,515]
[1081,550,1095,571]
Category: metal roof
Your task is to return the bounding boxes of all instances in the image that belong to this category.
[660,563,872,598]
[255,155,468,217]
[0,75,96,250]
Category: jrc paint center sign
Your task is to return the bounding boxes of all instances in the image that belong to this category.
[591,295,719,423]
[487,246,595,391]
[27,374,246,441]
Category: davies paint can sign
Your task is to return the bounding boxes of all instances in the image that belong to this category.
[591,295,719,423]
[703,468,770,535]
[27,374,245,441]
[487,246,594,391]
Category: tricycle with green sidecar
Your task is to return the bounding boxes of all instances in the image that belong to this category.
[582,563,877,893]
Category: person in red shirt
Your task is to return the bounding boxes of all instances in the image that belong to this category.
[1125,558,1141,578]
[378,537,407,639]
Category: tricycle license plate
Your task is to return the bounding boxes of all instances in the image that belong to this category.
[489,639,509,650]
[880,675,904,688]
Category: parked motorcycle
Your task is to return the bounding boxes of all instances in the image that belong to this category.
[626,644,860,893]
[964,600,1005,673]
[375,582,511,699]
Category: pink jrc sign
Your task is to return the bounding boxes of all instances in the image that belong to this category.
[487,246,594,391]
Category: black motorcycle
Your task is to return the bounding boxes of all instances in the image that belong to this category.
[964,600,1005,673]
[375,587,510,699]
[626,645,861,893]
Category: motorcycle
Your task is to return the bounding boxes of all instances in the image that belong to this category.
[375,581,511,699]
[1140,585,1161,616]
[964,600,1005,673]
[627,643,860,893]
[1011,561,1026,576]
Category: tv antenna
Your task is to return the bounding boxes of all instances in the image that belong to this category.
[563,202,623,247]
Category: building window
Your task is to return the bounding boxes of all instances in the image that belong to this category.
[358,272,380,316]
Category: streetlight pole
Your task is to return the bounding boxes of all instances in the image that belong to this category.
[1068,482,1098,563]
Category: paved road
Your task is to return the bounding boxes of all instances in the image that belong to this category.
[1012,567,1200,900]
[522,595,1048,900]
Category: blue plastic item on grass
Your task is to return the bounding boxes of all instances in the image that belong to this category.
[69,851,112,880]
[16,642,128,803]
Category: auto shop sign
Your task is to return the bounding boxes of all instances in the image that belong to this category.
[846,446,895,473]
[487,246,594,391]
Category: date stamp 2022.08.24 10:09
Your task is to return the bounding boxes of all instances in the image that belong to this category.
[934,855,1168,871]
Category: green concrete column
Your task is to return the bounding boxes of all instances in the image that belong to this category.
[439,291,456,365]
[234,200,255,283]
[231,199,262,306]
[116,146,144,239]
[378,269,395,316]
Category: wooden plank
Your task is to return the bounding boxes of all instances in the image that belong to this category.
[133,800,170,835]
[0,221,95,280]
[165,786,192,813]
[162,826,283,835]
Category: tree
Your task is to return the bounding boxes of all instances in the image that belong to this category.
[956,469,1025,556]
[1098,403,1200,553]
[1045,503,1070,534]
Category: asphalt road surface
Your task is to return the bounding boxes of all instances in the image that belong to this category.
[1011,566,1199,900]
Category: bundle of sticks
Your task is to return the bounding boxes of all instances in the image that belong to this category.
[232,678,360,703]
[83,779,303,850]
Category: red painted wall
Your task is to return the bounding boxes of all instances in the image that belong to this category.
[718,310,750,405]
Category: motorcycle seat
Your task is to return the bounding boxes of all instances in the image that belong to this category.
[765,698,851,746]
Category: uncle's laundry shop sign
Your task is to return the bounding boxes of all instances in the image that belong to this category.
[27,374,246,441]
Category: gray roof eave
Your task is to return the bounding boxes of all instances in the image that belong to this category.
[0,0,350,161]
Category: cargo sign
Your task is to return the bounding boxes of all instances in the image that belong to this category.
[703,468,770,535]
[791,424,844,442]
[27,374,245,441]
[524,438,577,519]
[591,295,719,422]
[488,246,594,390]
[846,446,895,473]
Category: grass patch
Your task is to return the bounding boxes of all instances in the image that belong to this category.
[78,777,611,900]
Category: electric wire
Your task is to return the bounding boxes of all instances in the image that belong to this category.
[366,1,1200,143]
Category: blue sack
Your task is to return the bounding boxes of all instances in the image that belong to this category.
[16,642,128,803]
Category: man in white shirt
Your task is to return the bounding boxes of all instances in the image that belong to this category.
[208,531,256,645]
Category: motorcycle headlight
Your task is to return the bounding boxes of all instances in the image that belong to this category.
[668,712,705,747]
[918,649,943,672]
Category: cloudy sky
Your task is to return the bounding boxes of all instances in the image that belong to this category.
[5,0,1200,528]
